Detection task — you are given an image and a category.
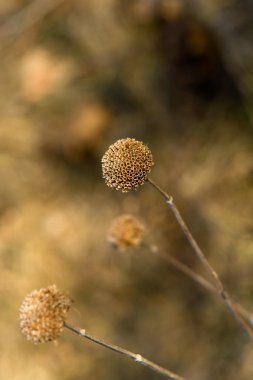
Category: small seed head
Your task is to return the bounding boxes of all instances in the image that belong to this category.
[102,138,154,192]
[108,214,144,251]
[19,285,72,344]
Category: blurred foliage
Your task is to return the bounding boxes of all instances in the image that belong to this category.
[0,0,253,379]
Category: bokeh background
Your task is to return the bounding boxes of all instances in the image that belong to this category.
[0,0,253,379]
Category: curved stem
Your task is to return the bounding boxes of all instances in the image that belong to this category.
[64,323,186,380]
[147,177,253,341]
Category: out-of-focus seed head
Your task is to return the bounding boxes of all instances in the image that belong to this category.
[102,138,154,192]
[19,285,72,344]
[108,214,145,251]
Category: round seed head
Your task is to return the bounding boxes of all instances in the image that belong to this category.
[102,138,154,192]
[19,285,72,344]
[108,214,144,251]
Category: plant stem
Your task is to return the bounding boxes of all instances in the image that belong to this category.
[149,244,216,293]
[147,177,253,341]
[148,244,253,328]
[64,323,186,380]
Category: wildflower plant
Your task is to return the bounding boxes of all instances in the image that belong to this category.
[18,136,253,380]
[102,138,253,341]
[19,285,72,343]
[106,214,253,332]
[19,285,185,380]
[108,214,144,251]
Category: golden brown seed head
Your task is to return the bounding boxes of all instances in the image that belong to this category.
[108,214,144,251]
[102,138,154,192]
[19,285,72,344]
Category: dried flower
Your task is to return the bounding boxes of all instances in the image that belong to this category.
[108,214,144,251]
[102,138,154,192]
[19,285,72,344]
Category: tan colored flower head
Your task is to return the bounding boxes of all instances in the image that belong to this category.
[102,138,154,192]
[108,214,144,251]
[19,285,72,344]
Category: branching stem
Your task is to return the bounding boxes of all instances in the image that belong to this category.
[147,177,253,341]
[148,244,253,328]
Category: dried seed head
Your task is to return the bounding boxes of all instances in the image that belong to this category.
[19,285,72,344]
[108,214,144,251]
[102,138,154,192]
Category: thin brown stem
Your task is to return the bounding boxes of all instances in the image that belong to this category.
[149,244,216,293]
[64,323,186,380]
[148,244,253,327]
[147,177,253,341]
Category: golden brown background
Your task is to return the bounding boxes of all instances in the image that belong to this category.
[0,0,253,379]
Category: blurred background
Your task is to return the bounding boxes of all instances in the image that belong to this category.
[0,0,253,379]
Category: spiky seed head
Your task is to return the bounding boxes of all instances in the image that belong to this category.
[19,285,72,344]
[102,138,154,192]
[108,214,144,251]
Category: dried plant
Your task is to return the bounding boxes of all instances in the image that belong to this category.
[102,138,154,192]
[19,285,72,344]
[107,213,145,251]
[106,213,253,329]
[19,285,186,380]
[102,138,253,341]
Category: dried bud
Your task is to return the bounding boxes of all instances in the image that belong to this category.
[108,214,144,251]
[19,285,72,344]
[102,138,154,192]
